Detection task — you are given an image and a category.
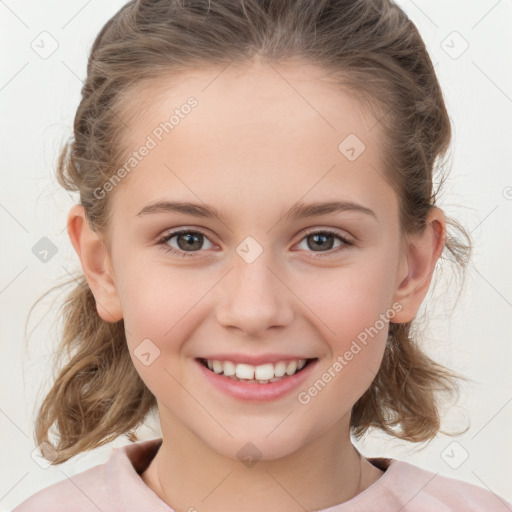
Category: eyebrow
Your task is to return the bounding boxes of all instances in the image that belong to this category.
[136,199,377,222]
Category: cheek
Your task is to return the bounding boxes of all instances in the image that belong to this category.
[118,269,195,402]
[295,275,391,416]
[291,256,394,397]
[119,260,200,338]
[296,258,396,342]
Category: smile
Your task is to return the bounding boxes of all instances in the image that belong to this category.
[198,357,315,383]
[195,357,319,402]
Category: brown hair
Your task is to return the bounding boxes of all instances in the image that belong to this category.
[28,0,472,464]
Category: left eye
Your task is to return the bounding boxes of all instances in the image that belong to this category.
[296,229,353,256]
[157,228,353,258]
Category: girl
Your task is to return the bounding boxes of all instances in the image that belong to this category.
[13,0,511,510]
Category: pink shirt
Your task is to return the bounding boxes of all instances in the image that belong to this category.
[13,437,511,511]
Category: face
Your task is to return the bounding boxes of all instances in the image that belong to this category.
[89,61,413,461]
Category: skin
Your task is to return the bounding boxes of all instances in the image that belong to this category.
[67,59,446,512]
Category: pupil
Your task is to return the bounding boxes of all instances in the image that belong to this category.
[309,233,334,251]
[178,233,202,251]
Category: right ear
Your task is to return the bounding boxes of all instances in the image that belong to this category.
[66,204,123,323]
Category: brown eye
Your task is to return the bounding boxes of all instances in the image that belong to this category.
[296,229,354,258]
[158,229,213,257]
[156,228,354,259]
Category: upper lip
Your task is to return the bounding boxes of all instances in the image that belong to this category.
[198,354,317,366]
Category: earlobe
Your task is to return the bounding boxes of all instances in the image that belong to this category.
[391,207,446,323]
[66,205,123,323]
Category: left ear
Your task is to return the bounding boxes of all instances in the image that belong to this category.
[391,206,446,323]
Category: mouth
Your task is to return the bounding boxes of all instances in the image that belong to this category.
[196,357,318,384]
[195,355,319,402]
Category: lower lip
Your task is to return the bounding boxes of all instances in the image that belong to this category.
[195,358,318,402]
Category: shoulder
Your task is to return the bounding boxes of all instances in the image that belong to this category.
[11,463,109,512]
[366,457,512,511]
[12,438,165,512]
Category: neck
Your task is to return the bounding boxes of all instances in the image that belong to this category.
[141,410,383,512]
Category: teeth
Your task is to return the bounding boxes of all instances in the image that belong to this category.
[223,360,236,376]
[235,363,255,380]
[255,363,274,381]
[286,360,297,375]
[204,358,308,383]
[274,361,287,377]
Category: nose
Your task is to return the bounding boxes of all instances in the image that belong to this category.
[215,251,295,337]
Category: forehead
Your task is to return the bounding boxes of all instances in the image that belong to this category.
[120,60,378,147]
[110,60,396,225]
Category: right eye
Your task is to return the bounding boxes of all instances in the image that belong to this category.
[157,229,214,258]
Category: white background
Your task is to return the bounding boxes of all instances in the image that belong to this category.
[1,0,511,509]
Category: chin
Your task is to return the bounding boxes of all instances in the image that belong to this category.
[199,427,310,464]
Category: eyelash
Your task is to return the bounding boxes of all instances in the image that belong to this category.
[156,228,354,259]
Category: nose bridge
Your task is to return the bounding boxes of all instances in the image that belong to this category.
[215,245,294,335]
